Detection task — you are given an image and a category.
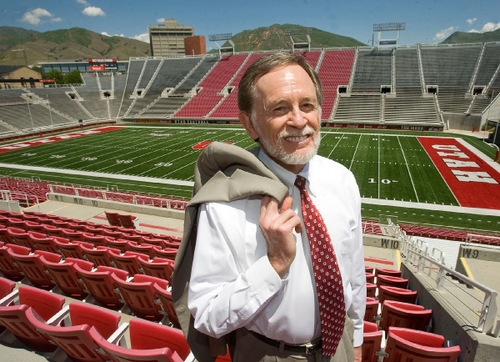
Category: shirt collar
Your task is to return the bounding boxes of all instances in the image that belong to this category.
[257,149,317,197]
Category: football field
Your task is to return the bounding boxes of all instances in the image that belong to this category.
[0,125,499,232]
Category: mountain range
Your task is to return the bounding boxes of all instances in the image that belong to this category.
[0,24,499,67]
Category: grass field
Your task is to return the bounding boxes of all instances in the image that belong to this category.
[1,124,499,233]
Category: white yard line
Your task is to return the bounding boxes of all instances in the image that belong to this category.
[0,163,194,187]
[327,134,345,159]
[348,134,363,171]
[397,136,420,202]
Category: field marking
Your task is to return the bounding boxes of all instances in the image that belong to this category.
[326,134,345,159]
[397,136,419,202]
[0,163,194,187]
[348,134,362,170]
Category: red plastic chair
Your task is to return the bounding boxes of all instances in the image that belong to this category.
[379,300,432,333]
[105,211,122,227]
[107,238,130,253]
[128,241,156,258]
[363,321,384,362]
[110,251,148,275]
[30,301,124,362]
[378,286,417,305]
[154,282,180,328]
[113,274,167,321]
[0,243,30,280]
[42,256,93,299]
[138,257,174,284]
[383,327,460,361]
[365,266,375,274]
[56,239,92,259]
[118,214,139,229]
[29,232,58,253]
[0,277,16,298]
[0,285,65,351]
[366,282,377,298]
[377,275,409,289]
[9,249,61,289]
[81,245,121,267]
[154,247,177,261]
[83,233,111,247]
[94,317,190,361]
[75,265,128,309]
[366,272,375,284]
[365,297,379,323]
[6,227,33,249]
[375,268,402,278]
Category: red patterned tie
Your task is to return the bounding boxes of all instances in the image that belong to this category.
[295,175,345,356]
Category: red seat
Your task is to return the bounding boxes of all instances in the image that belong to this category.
[379,300,432,333]
[75,265,128,309]
[83,233,111,247]
[154,247,177,261]
[30,301,123,361]
[82,245,120,267]
[105,211,122,227]
[363,321,384,362]
[377,275,408,289]
[384,327,460,361]
[56,239,91,259]
[138,257,174,284]
[61,228,85,241]
[9,249,61,289]
[0,285,65,351]
[6,227,33,249]
[366,282,377,298]
[42,256,93,299]
[128,242,156,257]
[378,286,417,305]
[113,274,167,321]
[107,238,130,253]
[154,282,180,328]
[365,266,374,274]
[365,297,379,323]
[0,277,16,298]
[366,272,375,284]
[93,317,189,361]
[110,251,148,275]
[375,268,402,278]
[0,243,30,280]
[118,214,139,229]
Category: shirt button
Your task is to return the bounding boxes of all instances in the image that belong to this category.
[269,285,275,292]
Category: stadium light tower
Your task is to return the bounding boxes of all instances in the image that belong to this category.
[284,28,312,52]
[372,22,406,48]
[209,33,234,56]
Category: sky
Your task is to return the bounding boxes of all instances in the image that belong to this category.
[2,0,500,50]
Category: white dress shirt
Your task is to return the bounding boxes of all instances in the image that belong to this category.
[188,150,366,347]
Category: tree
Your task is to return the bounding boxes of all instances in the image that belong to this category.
[64,70,82,84]
[44,69,64,84]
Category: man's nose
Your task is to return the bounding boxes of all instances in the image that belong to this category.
[288,107,307,128]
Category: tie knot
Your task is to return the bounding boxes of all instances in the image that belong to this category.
[295,175,307,191]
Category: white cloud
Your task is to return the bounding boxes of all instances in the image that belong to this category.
[101,32,124,37]
[82,6,106,17]
[434,26,458,41]
[132,33,150,43]
[157,18,166,23]
[468,22,500,34]
[51,17,63,23]
[76,0,89,5]
[466,18,477,26]
[21,8,56,25]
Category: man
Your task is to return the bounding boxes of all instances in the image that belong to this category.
[183,53,365,361]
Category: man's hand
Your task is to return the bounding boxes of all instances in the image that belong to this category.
[260,195,302,278]
[353,346,362,362]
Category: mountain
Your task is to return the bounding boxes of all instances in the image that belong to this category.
[215,24,365,52]
[441,28,500,44]
[0,27,150,66]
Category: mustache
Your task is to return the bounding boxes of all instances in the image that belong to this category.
[279,126,316,138]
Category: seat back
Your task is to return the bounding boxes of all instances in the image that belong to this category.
[57,240,91,259]
[380,300,432,333]
[82,245,120,267]
[366,282,377,298]
[378,286,417,305]
[9,250,60,289]
[0,277,16,298]
[154,284,180,328]
[365,297,379,322]
[118,214,138,229]
[385,327,461,362]
[375,268,402,278]
[139,257,174,284]
[105,211,122,227]
[43,257,93,299]
[363,321,383,362]
[154,247,177,261]
[75,265,128,309]
[129,318,190,359]
[110,251,148,275]
[377,275,409,289]
[0,244,29,280]
[113,274,164,320]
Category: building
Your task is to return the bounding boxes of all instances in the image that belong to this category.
[149,19,194,56]
[184,36,206,56]
[0,65,42,89]
[39,60,128,74]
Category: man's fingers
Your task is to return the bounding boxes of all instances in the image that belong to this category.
[280,195,293,213]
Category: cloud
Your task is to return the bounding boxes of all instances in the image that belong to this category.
[82,6,106,17]
[434,26,458,41]
[51,17,63,23]
[157,18,166,23]
[76,0,89,5]
[468,22,500,33]
[21,8,58,25]
[101,32,124,37]
[466,18,477,26]
[132,33,150,43]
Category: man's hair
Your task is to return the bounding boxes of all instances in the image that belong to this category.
[238,52,323,114]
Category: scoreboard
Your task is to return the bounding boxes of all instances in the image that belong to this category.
[88,58,118,71]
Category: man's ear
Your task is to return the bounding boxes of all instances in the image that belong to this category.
[239,111,259,141]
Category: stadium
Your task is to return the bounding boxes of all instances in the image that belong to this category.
[0,35,499,361]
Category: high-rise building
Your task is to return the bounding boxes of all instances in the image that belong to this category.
[148,19,194,56]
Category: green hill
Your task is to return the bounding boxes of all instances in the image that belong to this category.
[215,24,365,52]
[0,26,150,66]
[441,28,500,44]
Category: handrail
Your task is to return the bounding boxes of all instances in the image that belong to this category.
[402,238,498,334]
